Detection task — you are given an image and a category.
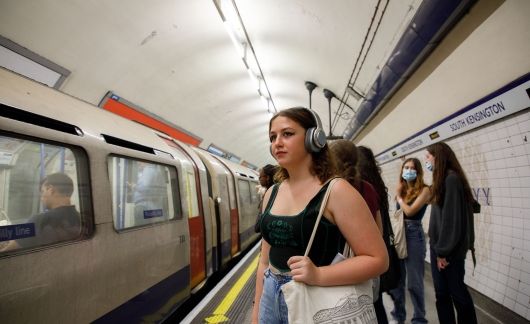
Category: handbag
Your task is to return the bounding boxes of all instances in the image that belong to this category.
[281,179,377,324]
[379,208,401,292]
[390,208,407,259]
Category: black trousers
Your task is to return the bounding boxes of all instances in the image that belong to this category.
[430,247,477,324]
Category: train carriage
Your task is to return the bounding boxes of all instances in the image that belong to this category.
[0,68,260,323]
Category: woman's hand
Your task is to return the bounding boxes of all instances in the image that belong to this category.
[287,255,321,285]
[437,257,449,270]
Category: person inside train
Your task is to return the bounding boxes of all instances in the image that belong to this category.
[1,172,81,251]
[425,142,477,324]
[251,107,388,324]
[388,157,430,324]
[254,164,278,233]
[131,162,168,224]
[330,140,388,324]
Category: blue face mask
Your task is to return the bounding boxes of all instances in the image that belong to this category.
[402,169,417,181]
[425,161,433,172]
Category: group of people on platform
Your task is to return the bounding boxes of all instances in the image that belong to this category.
[253,107,477,324]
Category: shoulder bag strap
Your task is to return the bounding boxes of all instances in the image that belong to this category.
[303,178,338,257]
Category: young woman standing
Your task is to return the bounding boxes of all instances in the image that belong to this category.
[389,158,430,324]
[426,142,477,324]
[251,107,388,324]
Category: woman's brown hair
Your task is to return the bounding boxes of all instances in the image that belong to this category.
[329,139,361,188]
[269,107,336,183]
[398,157,428,204]
[426,142,473,205]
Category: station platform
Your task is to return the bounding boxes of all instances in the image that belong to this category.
[180,242,526,324]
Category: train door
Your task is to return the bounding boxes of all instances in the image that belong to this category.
[193,148,233,269]
[160,138,206,289]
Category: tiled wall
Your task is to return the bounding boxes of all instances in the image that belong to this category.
[378,109,530,320]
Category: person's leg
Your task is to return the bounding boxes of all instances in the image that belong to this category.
[389,259,406,323]
[406,223,427,323]
[430,247,456,324]
[445,259,477,324]
[259,269,291,324]
[374,288,388,324]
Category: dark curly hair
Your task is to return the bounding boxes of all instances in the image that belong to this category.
[259,164,278,189]
[357,146,389,214]
[269,107,336,183]
[329,139,361,188]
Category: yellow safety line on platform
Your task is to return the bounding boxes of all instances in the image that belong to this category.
[205,254,259,323]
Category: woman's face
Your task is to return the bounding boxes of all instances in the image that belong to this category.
[425,151,435,164]
[269,116,307,167]
[259,171,268,187]
[403,160,416,172]
[425,151,435,172]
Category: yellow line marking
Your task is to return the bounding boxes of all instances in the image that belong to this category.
[205,255,259,323]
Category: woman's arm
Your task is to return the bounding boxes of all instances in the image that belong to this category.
[397,186,430,217]
[251,240,270,323]
[287,179,388,286]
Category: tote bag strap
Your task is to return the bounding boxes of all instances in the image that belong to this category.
[303,178,339,257]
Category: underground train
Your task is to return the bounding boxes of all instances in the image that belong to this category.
[0,67,261,323]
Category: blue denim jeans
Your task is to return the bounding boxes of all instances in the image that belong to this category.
[258,268,292,324]
[430,247,477,324]
[390,220,427,324]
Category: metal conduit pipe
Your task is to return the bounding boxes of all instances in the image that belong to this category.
[343,0,477,141]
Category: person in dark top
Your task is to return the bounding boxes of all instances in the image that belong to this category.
[251,107,388,324]
[358,145,396,324]
[3,172,80,250]
[389,158,430,324]
[330,141,387,324]
[254,164,278,233]
[426,142,477,324]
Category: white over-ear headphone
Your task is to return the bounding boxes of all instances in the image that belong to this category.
[303,108,327,153]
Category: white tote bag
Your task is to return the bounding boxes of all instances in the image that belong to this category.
[281,179,377,324]
[390,208,407,259]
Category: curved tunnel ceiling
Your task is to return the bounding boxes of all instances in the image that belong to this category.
[0,0,476,168]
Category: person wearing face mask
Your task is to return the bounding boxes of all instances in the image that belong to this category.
[389,158,430,324]
[425,142,477,324]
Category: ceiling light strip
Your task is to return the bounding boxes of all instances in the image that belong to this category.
[214,0,276,114]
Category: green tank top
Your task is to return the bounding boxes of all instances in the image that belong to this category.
[259,181,346,272]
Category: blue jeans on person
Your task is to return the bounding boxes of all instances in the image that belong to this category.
[390,220,427,324]
[259,268,291,324]
[430,247,477,324]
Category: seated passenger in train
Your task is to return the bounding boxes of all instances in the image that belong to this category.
[131,162,169,224]
[1,172,81,251]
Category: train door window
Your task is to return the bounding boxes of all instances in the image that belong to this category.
[0,134,91,253]
[107,156,181,230]
[181,163,199,218]
[237,179,251,219]
[249,181,259,204]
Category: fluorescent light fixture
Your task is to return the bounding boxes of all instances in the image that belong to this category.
[247,68,260,90]
[223,21,245,58]
[215,0,276,114]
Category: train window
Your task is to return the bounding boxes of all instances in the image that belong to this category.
[0,134,92,253]
[237,179,252,218]
[181,164,199,218]
[107,156,181,230]
[250,181,259,204]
